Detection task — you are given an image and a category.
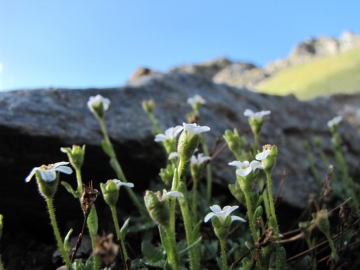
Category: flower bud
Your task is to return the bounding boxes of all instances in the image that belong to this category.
[87,95,110,119]
[142,99,155,114]
[144,190,170,228]
[100,181,119,206]
[60,145,86,169]
[159,164,174,186]
[36,170,60,198]
[228,182,246,205]
[236,170,255,193]
[223,129,240,156]
[177,131,201,163]
[212,215,232,239]
[257,145,278,173]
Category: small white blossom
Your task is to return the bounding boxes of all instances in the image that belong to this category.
[204,205,246,223]
[155,126,183,142]
[111,179,134,189]
[327,116,342,128]
[228,161,248,167]
[236,160,264,177]
[187,94,206,106]
[255,149,271,161]
[182,122,210,135]
[87,95,110,114]
[25,162,73,182]
[244,109,271,119]
[160,189,184,201]
[191,153,211,165]
[168,152,179,160]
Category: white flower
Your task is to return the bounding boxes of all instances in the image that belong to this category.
[154,126,183,142]
[168,152,179,160]
[327,116,342,128]
[255,149,271,161]
[204,205,246,223]
[236,160,264,177]
[182,122,210,135]
[160,189,184,201]
[187,94,206,106]
[25,162,73,182]
[228,160,248,167]
[112,179,134,189]
[190,153,211,165]
[244,109,271,119]
[87,95,110,114]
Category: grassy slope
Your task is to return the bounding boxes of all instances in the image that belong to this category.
[255,47,360,100]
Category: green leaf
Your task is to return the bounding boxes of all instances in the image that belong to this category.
[159,226,172,255]
[64,228,73,253]
[61,181,79,198]
[192,220,202,240]
[179,237,202,257]
[71,259,84,270]
[120,217,130,239]
[141,241,164,263]
[101,140,115,157]
[87,206,98,236]
[84,255,94,270]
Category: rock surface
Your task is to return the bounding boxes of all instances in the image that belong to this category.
[1,72,360,268]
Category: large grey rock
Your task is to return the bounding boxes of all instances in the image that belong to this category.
[1,72,359,212]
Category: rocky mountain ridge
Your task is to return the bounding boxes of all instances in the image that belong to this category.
[128,31,360,90]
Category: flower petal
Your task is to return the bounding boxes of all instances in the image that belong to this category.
[55,166,73,175]
[255,149,270,160]
[162,191,184,200]
[154,134,166,142]
[183,123,210,135]
[244,109,254,117]
[53,161,70,168]
[39,169,57,182]
[250,160,265,171]
[210,205,222,213]
[236,166,252,177]
[204,212,216,223]
[229,160,249,167]
[113,179,134,189]
[168,152,179,160]
[25,168,38,182]
[231,216,247,223]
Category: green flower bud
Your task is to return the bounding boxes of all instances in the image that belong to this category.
[228,181,246,205]
[236,170,255,193]
[177,123,210,163]
[256,144,278,173]
[101,181,119,206]
[36,170,60,198]
[159,164,174,186]
[100,179,134,207]
[142,99,155,114]
[212,215,232,239]
[315,209,330,235]
[87,95,110,119]
[223,129,240,156]
[60,145,86,169]
[177,131,201,163]
[144,191,170,228]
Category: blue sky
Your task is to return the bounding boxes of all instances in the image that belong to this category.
[0,1,359,91]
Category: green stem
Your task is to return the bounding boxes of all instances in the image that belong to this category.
[45,198,71,268]
[325,232,339,262]
[265,171,281,270]
[110,205,128,262]
[179,193,199,270]
[148,113,162,135]
[163,226,181,270]
[200,136,212,203]
[191,177,199,222]
[88,225,99,270]
[219,238,228,270]
[98,118,148,217]
[75,168,83,197]
[253,132,259,155]
[244,192,258,243]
